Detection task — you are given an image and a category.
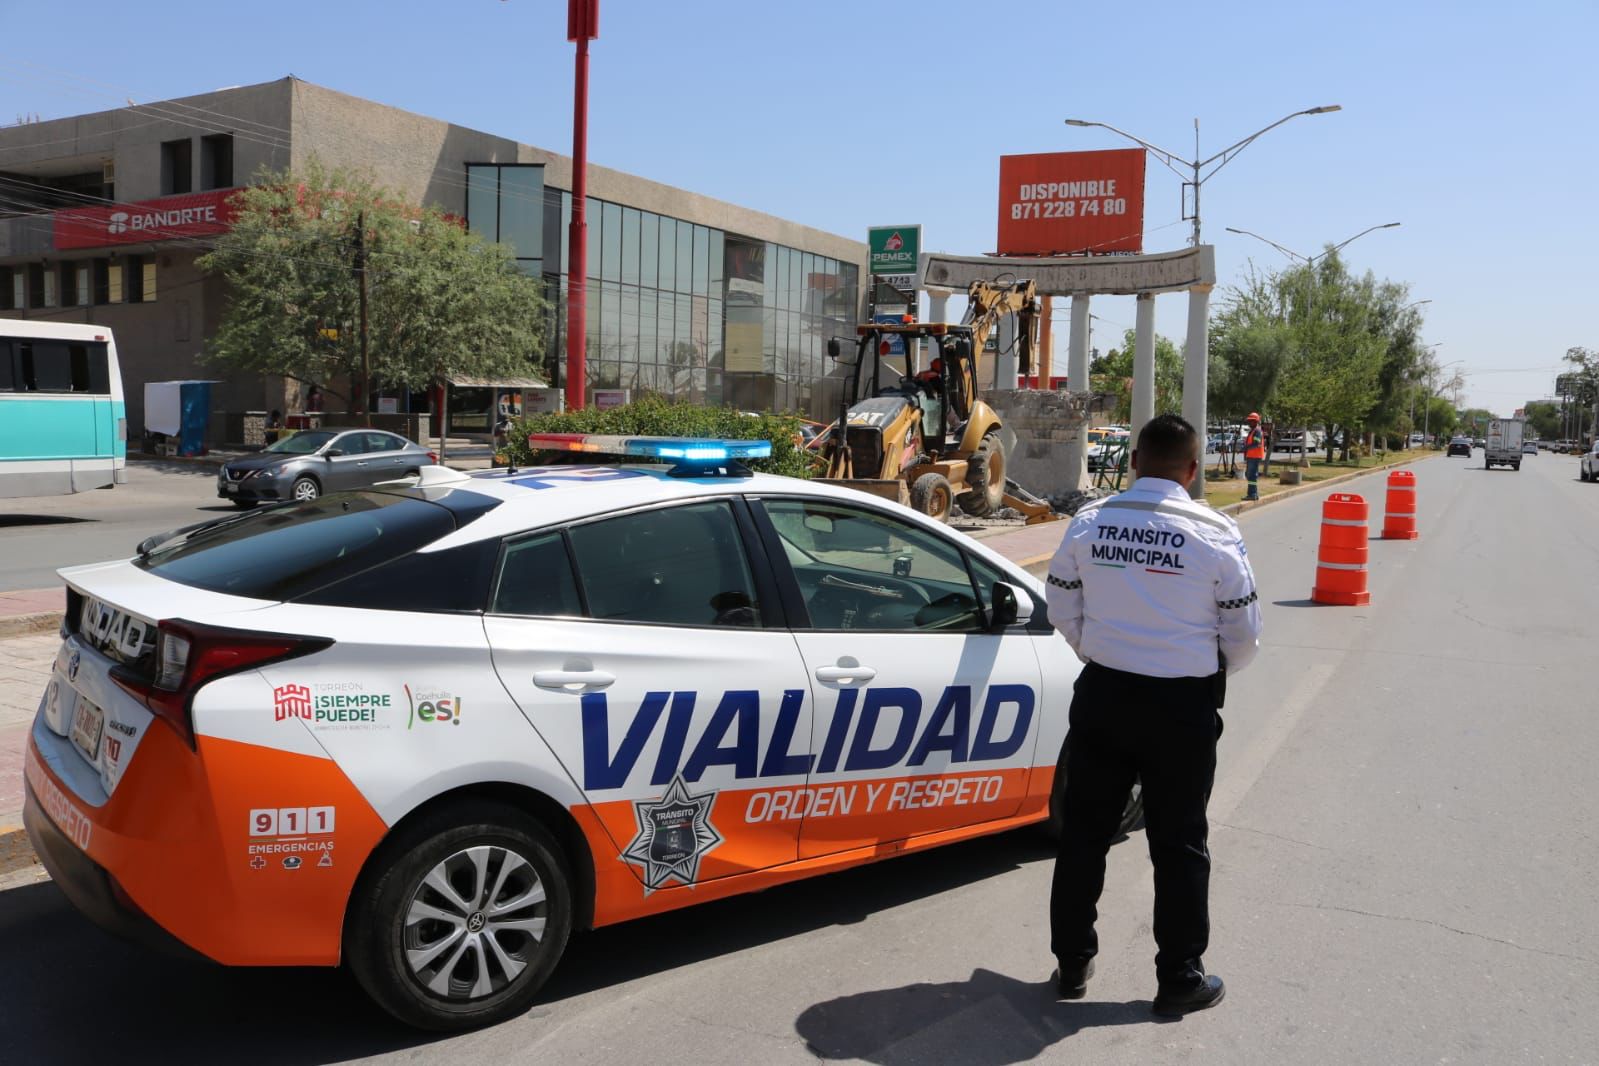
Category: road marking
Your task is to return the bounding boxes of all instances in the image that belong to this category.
[1210,662,1336,824]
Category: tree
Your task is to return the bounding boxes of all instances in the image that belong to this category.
[1090,328,1183,423]
[1522,400,1561,441]
[198,160,547,414]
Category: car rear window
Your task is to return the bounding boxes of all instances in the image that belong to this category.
[135,491,461,600]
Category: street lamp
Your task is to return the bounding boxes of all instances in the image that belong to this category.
[1065,105,1342,247]
[1225,221,1401,265]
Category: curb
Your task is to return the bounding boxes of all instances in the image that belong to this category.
[0,822,35,879]
[1005,454,1433,571]
[0,612,61,640]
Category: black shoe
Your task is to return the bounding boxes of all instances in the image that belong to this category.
[1052,958,1094,999]
[1152,974,1225,1016]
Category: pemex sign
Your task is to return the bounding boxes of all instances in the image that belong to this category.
[868,225,920,277]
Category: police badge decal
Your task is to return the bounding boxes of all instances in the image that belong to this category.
[621,775,724,893]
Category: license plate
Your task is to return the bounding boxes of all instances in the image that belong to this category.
[71,698,105,762]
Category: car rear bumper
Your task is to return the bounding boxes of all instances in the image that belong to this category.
[23,780,205,962]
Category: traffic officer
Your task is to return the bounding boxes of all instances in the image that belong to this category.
[1044,413,1263,1016]
[1242,413,1267,501]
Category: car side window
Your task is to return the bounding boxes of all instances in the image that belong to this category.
[366,432,403,454]
[568,501,761,628]
[761,499,984,632]
[331,433,365,456]
[492,531,583,617]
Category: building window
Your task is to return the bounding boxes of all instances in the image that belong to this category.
[464,163,544,275]
[200,134,233,189]
[127,256,156,303]
[62,262,89,307]
[0,266,13,311]
[161,138,193,195]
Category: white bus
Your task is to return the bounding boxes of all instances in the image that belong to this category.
[0,319,127,498]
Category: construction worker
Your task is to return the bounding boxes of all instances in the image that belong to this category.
[1242,413,1267,501]
[1044,413,1263,1016]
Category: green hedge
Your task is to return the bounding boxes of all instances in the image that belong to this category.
[501,395,818,479]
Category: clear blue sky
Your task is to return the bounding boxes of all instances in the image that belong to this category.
[3,0,1594,414]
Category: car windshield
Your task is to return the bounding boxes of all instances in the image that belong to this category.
[265,430,335,455]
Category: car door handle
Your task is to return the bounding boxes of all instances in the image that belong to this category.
[815,664,877,683]
[533,669,616,692]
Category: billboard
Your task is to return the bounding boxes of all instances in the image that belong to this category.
[996,149,1146,256]
[54,188,241,250]
[868,225,920,276]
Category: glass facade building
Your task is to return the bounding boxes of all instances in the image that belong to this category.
[466,163,860,418]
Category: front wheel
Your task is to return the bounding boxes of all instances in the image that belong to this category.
[346,801,574,1031]
[910,471,955,522]
[290,475,320,502]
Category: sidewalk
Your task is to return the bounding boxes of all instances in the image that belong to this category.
[0,453,1421,877]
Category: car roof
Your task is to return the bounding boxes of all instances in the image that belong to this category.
[419,464,1033,581]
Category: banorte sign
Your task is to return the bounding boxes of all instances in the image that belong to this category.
[54,188,241,250]
[996,149,1146,256]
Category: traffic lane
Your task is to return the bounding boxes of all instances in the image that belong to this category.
[0,463,225,591]
[0,827,1067,1064]
[1194,450,1599,1062]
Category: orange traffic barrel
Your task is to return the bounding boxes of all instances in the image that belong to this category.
[1312,493,1371,606]
[1381,469,1419,540]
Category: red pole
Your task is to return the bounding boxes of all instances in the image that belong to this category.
[566,0,597,412]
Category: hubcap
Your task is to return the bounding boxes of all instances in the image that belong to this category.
[294,481,317,501]
[403,845,548,1001]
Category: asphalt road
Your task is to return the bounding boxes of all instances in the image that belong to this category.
[0,461,229,590]
[2,450,1596,1063]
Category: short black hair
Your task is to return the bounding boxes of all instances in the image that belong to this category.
[1135,413,1200,471]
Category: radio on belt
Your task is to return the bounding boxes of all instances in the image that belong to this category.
[525,433,771,477]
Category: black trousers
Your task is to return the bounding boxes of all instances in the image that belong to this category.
[1050,661,1223,986]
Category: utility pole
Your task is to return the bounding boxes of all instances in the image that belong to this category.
[354,210,371,427]
[566,0,599,412]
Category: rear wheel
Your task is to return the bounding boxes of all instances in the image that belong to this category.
[346,801,573,1031]
[956,431,1006,517]
[910,472,955,522]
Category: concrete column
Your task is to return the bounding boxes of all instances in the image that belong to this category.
[1131,292,1157,445]
[1182,283,1214,499]
[1058,293,1092,492]
[994,313,1017,392]
[924,292,951,374]
[1036,295,1053,387]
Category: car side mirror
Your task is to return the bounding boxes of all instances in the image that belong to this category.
[988,581,1034,631]
[324,447,344,458]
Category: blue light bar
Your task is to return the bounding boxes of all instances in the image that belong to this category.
[527,433,771,462]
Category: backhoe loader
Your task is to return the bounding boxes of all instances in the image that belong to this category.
[819,279,1060,524]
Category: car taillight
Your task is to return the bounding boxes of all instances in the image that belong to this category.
[427,451,439,463]
[110,620,332,748]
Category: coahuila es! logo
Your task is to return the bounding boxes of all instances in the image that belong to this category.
[621,775,723,893]
[273,682,392,730]
[107,212,129,235]
[405,684,463,728]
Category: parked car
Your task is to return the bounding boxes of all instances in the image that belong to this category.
[217,428,437,506]
[29,435,1100,1030]
[1581,441,1599,481]
[1447,436,1472,457]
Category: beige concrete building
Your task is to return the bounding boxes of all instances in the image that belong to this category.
[0,78,867,438]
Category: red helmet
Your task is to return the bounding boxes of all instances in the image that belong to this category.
[1246,412,1261,422]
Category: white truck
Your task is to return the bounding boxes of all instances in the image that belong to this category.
[1485,418,1525,470]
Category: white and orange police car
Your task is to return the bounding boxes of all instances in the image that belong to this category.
[24,434,1115,1030]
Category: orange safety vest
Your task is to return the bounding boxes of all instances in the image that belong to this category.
[1244,426,1266,459]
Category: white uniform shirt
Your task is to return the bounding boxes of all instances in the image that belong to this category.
[1046,477,1262,678]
